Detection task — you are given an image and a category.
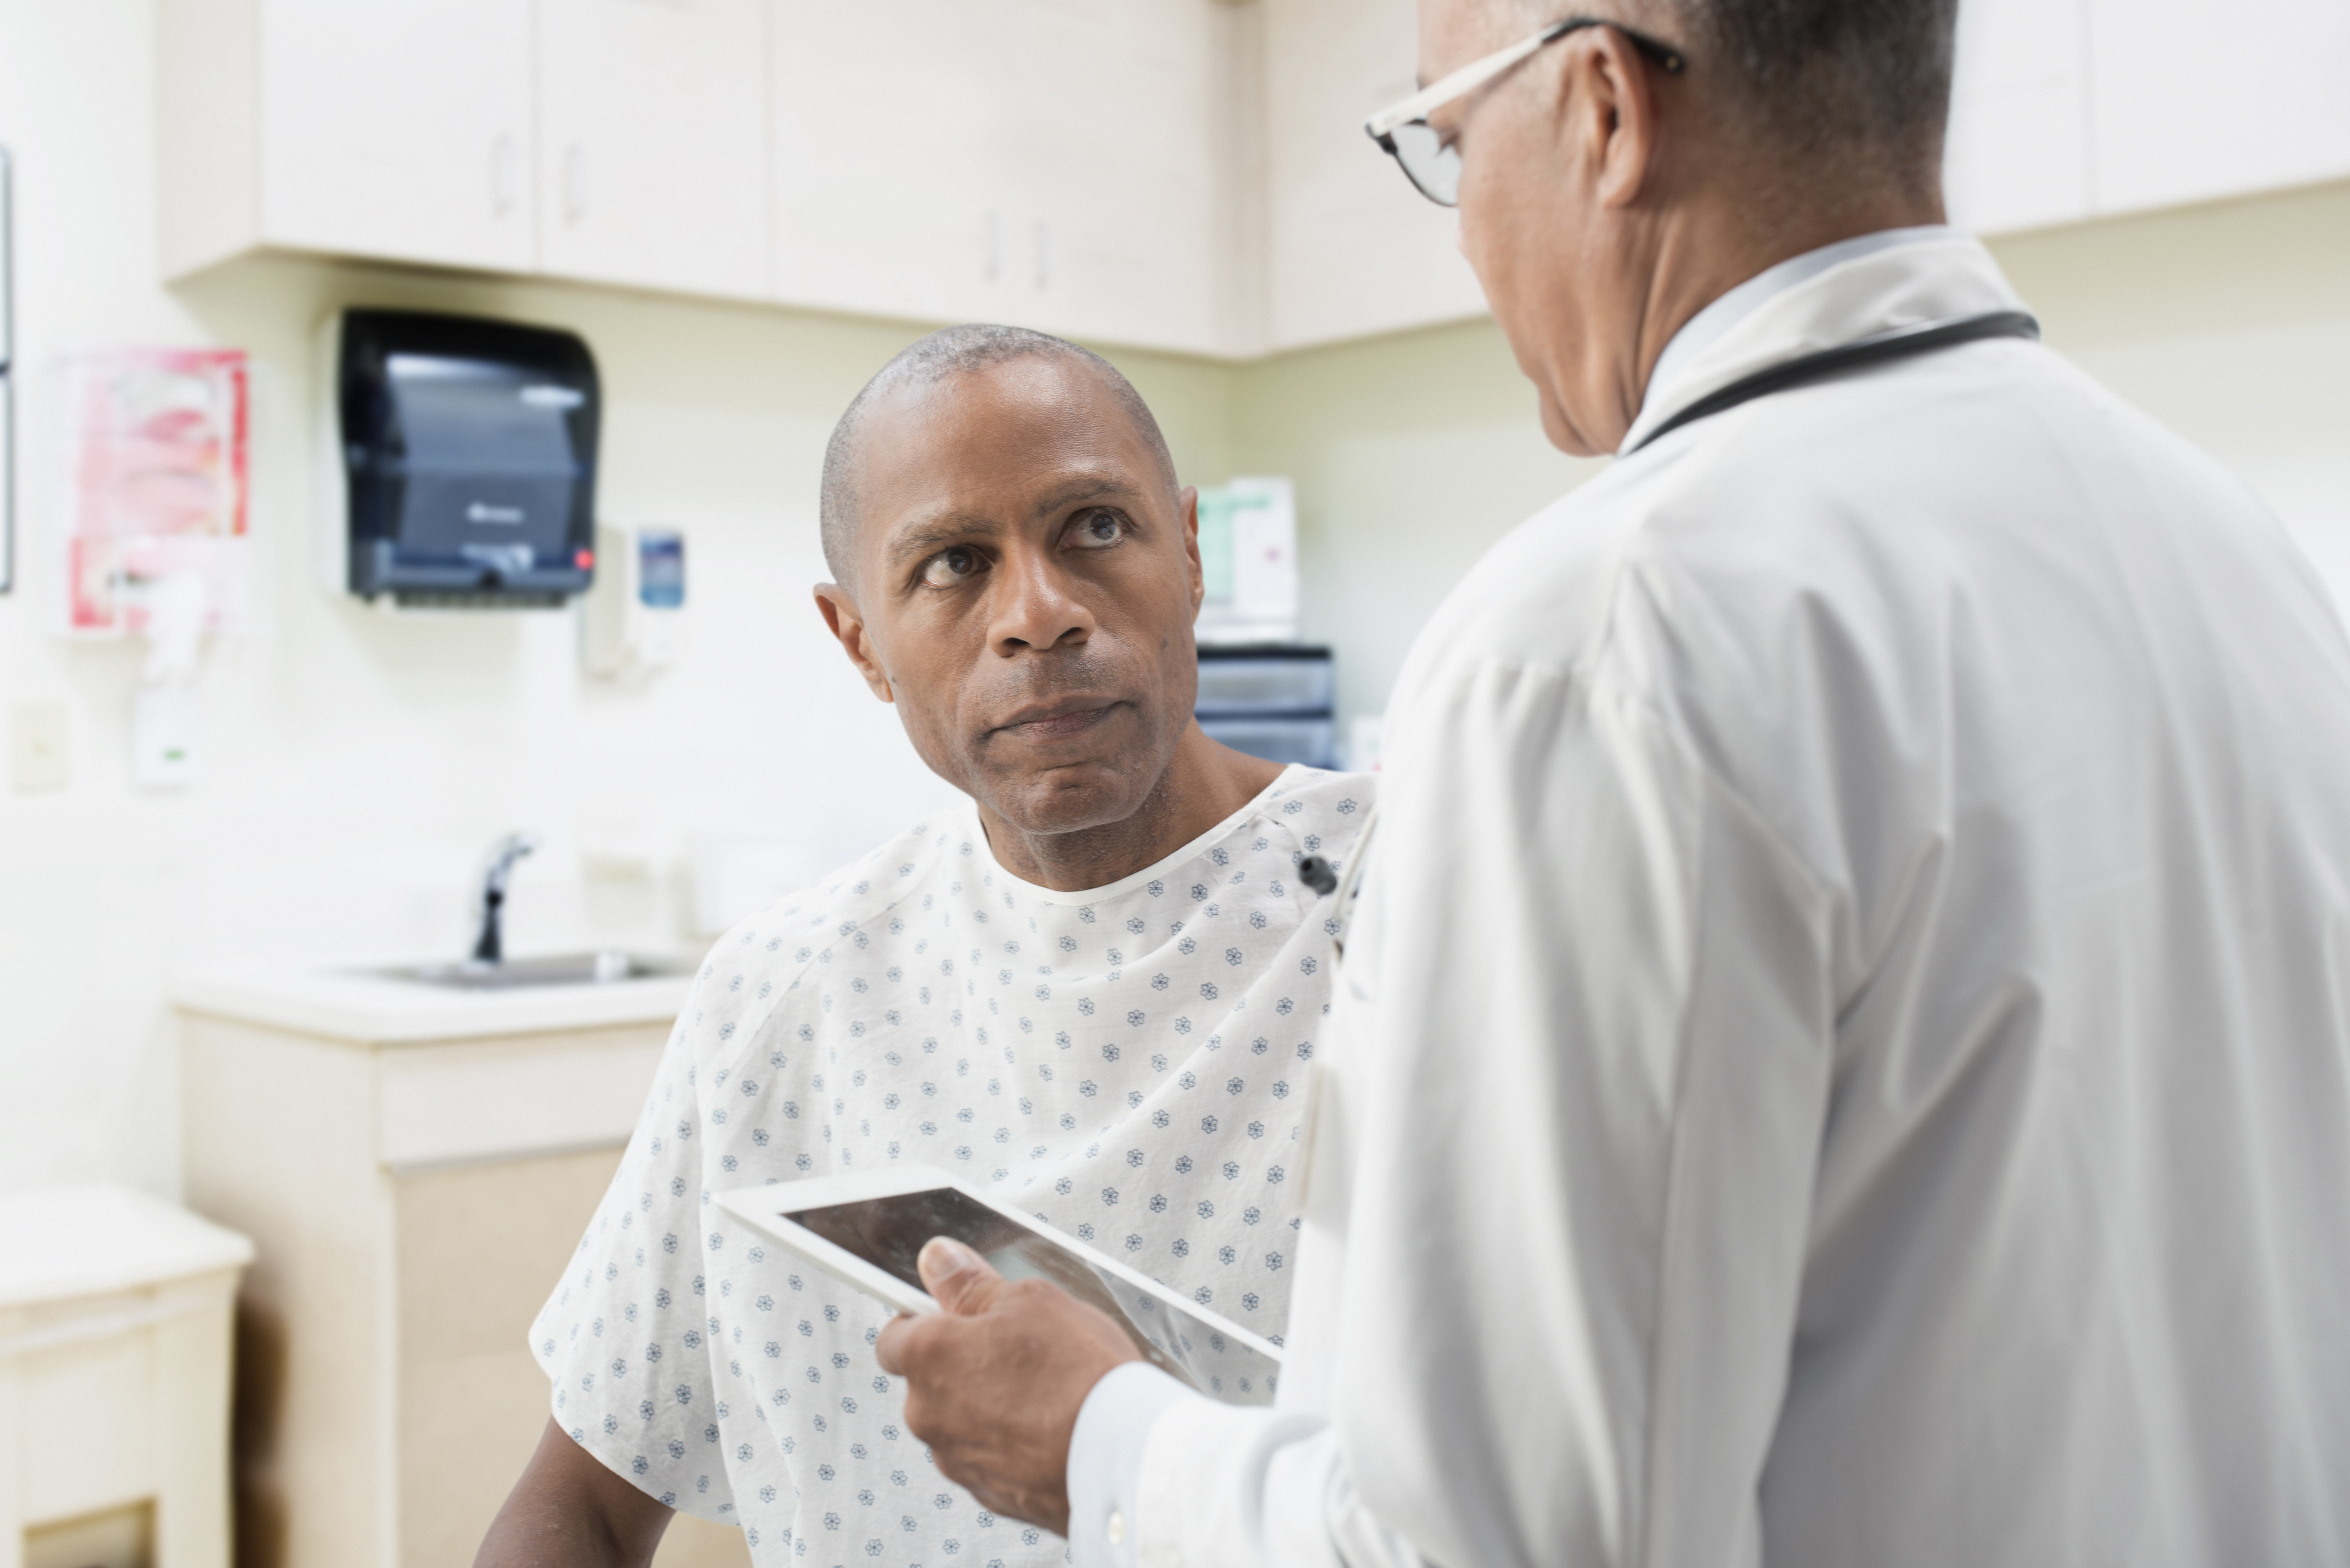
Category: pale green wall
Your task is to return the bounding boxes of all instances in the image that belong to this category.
[1221,177,2350,739]
[1228,318,1596,739]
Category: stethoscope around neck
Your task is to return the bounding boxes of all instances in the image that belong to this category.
[1627,308,2042,453]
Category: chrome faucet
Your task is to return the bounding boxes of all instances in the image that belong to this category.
[471,832,539,964]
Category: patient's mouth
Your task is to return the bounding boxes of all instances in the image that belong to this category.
[997,699,1119,742]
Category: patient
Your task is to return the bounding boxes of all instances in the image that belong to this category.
[475,325,1373,1568]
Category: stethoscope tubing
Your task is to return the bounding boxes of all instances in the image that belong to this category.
[1627,309,2041,454]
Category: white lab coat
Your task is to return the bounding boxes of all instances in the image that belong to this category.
[1114,236,2350,1566]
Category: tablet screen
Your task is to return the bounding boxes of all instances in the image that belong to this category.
[784,1185,1278,1403]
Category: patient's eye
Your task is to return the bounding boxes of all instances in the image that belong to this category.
[919,544,985,588]
[1066,508,1127,550]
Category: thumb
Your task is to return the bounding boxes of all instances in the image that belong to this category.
[918,1236,1002,1315]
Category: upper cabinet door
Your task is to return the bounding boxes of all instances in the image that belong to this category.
[260,0,536,271]
[2088,0,2350,216]
[770,0,1007,327]
[1260,0,1487,353]
[538,0,770,299]
[1001,0,1230,355]
[1943,0,2092,234]
[773,0,1235,355]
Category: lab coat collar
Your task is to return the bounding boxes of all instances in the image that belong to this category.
[1618,231,2028,456]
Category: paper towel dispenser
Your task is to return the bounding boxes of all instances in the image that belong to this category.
[323,309,600,607]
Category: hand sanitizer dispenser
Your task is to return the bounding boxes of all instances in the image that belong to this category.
[581,524,686,677]
[320,309,600,607]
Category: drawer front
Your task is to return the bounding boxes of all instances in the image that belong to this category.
[1196,657,1333,715]
[375,1026,668,1173]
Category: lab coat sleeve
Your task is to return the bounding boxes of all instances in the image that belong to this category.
[1126,651,1839,1568]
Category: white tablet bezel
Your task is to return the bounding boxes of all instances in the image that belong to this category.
[715,1166,1283,1367]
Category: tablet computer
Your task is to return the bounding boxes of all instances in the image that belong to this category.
[715,1167,1282,1405]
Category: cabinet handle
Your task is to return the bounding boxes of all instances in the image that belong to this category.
[1034,217,1050,289]
[492,134,519,214]
[564,146,587,223]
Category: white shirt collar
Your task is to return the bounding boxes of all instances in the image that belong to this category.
[1643,225,1957,415]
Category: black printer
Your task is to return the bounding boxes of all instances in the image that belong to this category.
[328,309,600,607]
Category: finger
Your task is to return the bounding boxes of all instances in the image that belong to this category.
[874,1309,924,1375]
[917,1236,1002,1314]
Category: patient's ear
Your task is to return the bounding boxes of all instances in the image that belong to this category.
[1178,485,1204,614]
[814,583,895,703]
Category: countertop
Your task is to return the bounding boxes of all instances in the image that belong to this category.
[171,957,699,1044]
[0,1185,254,1310]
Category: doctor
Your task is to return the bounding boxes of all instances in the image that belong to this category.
[877,0,2350,1564]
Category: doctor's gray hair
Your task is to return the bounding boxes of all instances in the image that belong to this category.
[819,323,1179,587]
[1534,0,1959,194]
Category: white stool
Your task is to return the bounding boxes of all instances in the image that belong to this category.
[0,1188,252,1568]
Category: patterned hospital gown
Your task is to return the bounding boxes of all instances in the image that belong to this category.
[531,765,1373,1567]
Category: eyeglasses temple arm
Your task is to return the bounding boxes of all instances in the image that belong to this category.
[1362,15,1687,139]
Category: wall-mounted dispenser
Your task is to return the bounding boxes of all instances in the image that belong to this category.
[580,523,685,677]
[320,309,599,607]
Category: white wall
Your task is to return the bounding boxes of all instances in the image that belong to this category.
[0,0,1235,1196]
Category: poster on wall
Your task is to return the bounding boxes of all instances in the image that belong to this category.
[56,344,251,636]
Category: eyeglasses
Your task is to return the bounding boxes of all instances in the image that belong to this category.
[1363,16,1687,206]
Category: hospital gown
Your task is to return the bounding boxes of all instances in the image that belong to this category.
[531,764,1372,1567]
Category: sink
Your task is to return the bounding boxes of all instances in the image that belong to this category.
[377,952,693,990]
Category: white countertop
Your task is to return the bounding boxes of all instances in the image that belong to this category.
[0,1186,254,1310]
[172,958,698,1044]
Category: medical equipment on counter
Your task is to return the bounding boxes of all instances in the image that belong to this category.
[1195,477,1298,645]
[1196,643,1337,768]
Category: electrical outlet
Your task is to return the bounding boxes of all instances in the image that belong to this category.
[9,701,68,792]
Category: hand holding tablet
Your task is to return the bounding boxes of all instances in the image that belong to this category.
[715,1166,1282,1403]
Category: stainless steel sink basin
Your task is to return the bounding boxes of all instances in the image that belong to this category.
[378,952,693,990]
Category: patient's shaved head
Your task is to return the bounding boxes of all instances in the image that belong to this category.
[821,325,1179,588]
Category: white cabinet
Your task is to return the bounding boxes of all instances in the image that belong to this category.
[159,0,536,277]
[174,970,746,1568]
[1944,0,2350,235]
[770,0,1238,355]
[1943,0,2093,234]
[1260,0,1488,352]
[770,0,1008,328]
[0,1189,252,1568]
[162,0,2350,353]
[1007,0,1233,354]
[538,0,771,300]
[2086,0,2350,217]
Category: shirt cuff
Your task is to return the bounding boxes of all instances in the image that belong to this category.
[1066,1361,1203,1568]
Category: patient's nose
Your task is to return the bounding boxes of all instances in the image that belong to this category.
[989,551,1094,654]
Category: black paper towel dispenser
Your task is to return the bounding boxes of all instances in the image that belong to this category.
[326,310,600,607]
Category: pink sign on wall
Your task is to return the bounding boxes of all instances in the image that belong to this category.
[59,346,250,636]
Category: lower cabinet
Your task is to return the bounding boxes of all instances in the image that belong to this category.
[179,1012,746,1568]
